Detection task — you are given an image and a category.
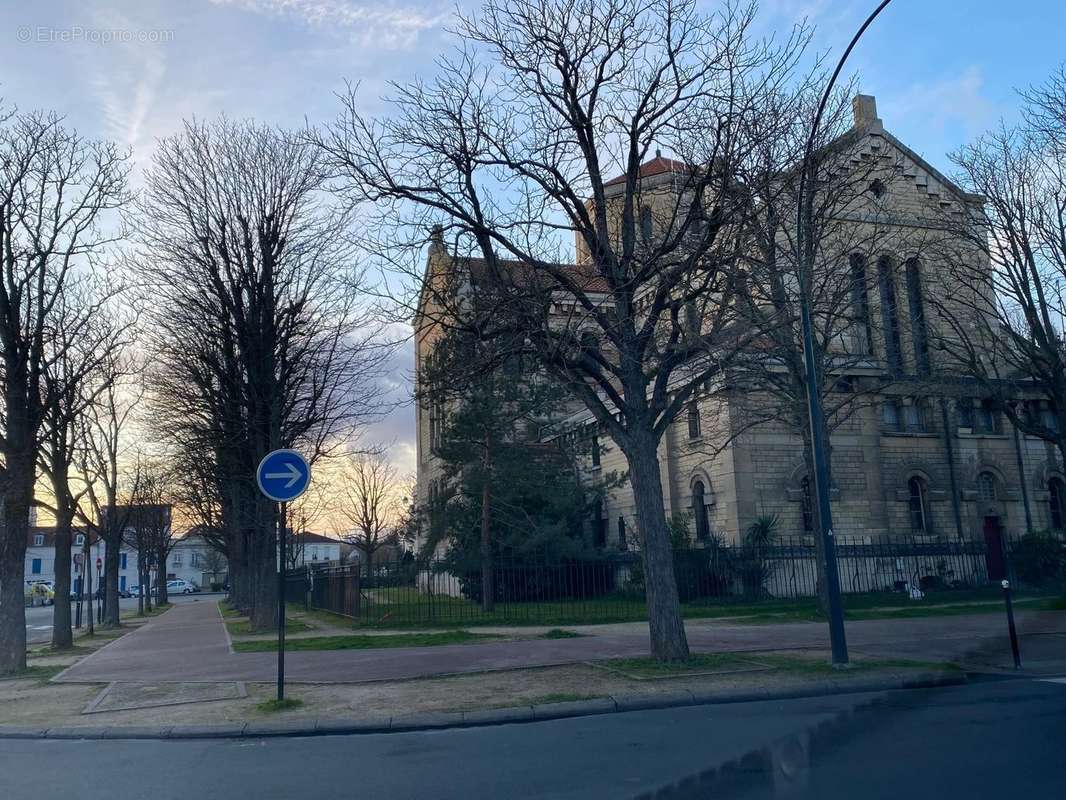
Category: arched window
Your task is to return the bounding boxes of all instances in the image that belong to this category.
[591,499,606,547]
[848,254,873,354]
[692,480,710,541]
[1048,478,1066,530]
[617,517,628,550]
[800,476,814,533]
[905,259,930,374]
[977,471,997,502]
[877,256,903,374]
[640,206,654,240]
[907,476,931,533]
[687,402,701,440]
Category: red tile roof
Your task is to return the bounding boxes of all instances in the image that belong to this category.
[605,155,689,187]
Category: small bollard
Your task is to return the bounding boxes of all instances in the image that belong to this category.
[1001,579,1022,670]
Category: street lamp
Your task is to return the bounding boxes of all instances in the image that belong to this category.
[795,0,893,666]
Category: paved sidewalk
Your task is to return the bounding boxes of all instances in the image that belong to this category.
[53,597,1066,684]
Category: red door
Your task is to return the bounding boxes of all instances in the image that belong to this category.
[983,516,1005,581]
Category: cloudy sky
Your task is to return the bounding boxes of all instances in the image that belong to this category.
[4,0,1064,477]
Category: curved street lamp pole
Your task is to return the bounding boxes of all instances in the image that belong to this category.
[796,0,893,666]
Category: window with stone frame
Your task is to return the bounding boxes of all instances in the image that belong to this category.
[977,471,998,502]
[691,480,711,541]
[1040,403,1059,432]
[1048,477,1066,531]
[905,259,930,374]
[907,476,932,534]
[903,398,929,433]
[877,256,903,374]
[848,254,873,355]
[687,401,701,440]
[882,398,903,432]
[591,499,606,547]
[975,399,1001,434]
[956,399,975,430]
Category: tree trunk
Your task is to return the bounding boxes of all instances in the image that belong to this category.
[51,515,74,649]
[626,429,689,662]
[144,565,152,613]
[248,504,277,630]
[0,486,32,674]
[137,563,145,616]
[156,551,169,605]
[480,471,494,613]
[103,534,121,626]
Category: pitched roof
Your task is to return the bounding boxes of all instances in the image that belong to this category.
[605,155,688,187]
[465,256,610,294]
[27,527,97,548]
[292,531,342,544]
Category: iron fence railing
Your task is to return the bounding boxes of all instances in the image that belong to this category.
[284,533,1065,627]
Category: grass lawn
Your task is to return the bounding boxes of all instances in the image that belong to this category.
[225,618,314,636]
[256,697,305,713]
[218,600,243,619]
[231,629,503,653]
[276,586,1064,630]
[0,664,68,684]
[599,652,959,679]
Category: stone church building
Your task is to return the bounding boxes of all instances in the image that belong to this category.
[414,95,1066,556]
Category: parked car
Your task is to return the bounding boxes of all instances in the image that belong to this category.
[166,579,197,595]
[25,581,54,606]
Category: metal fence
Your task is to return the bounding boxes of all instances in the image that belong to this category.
[284,533,1065,627]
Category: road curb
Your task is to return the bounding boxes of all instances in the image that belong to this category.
[0,670,968,741]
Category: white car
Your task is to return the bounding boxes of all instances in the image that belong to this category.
[166,579,197,595]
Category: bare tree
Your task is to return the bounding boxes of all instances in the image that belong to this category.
[335,453,404,579]
[0,111,129,673]
[932,68,1066,467]
[38,286,128,646]
[134,118,391,630]
[122,461,175,608]
[316,0,814,660]
[74,358,143,627]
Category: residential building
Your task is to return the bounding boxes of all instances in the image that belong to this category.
[23,528,140,595]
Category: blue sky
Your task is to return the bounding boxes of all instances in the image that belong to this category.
[4,0,1064,472]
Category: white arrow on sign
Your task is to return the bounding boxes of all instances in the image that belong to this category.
[265,462,302,489]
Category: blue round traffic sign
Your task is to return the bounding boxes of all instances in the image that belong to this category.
[256,449,311,502]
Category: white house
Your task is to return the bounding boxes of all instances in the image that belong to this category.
[167,533,228,588]
[288,532,347,567]
[24,528,140,596]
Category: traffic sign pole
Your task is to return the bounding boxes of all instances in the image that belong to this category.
[277,500,287,702]
[256,449,310,705]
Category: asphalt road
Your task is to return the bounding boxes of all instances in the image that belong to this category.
[1,678,1062,800]
[24,593,208,644]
